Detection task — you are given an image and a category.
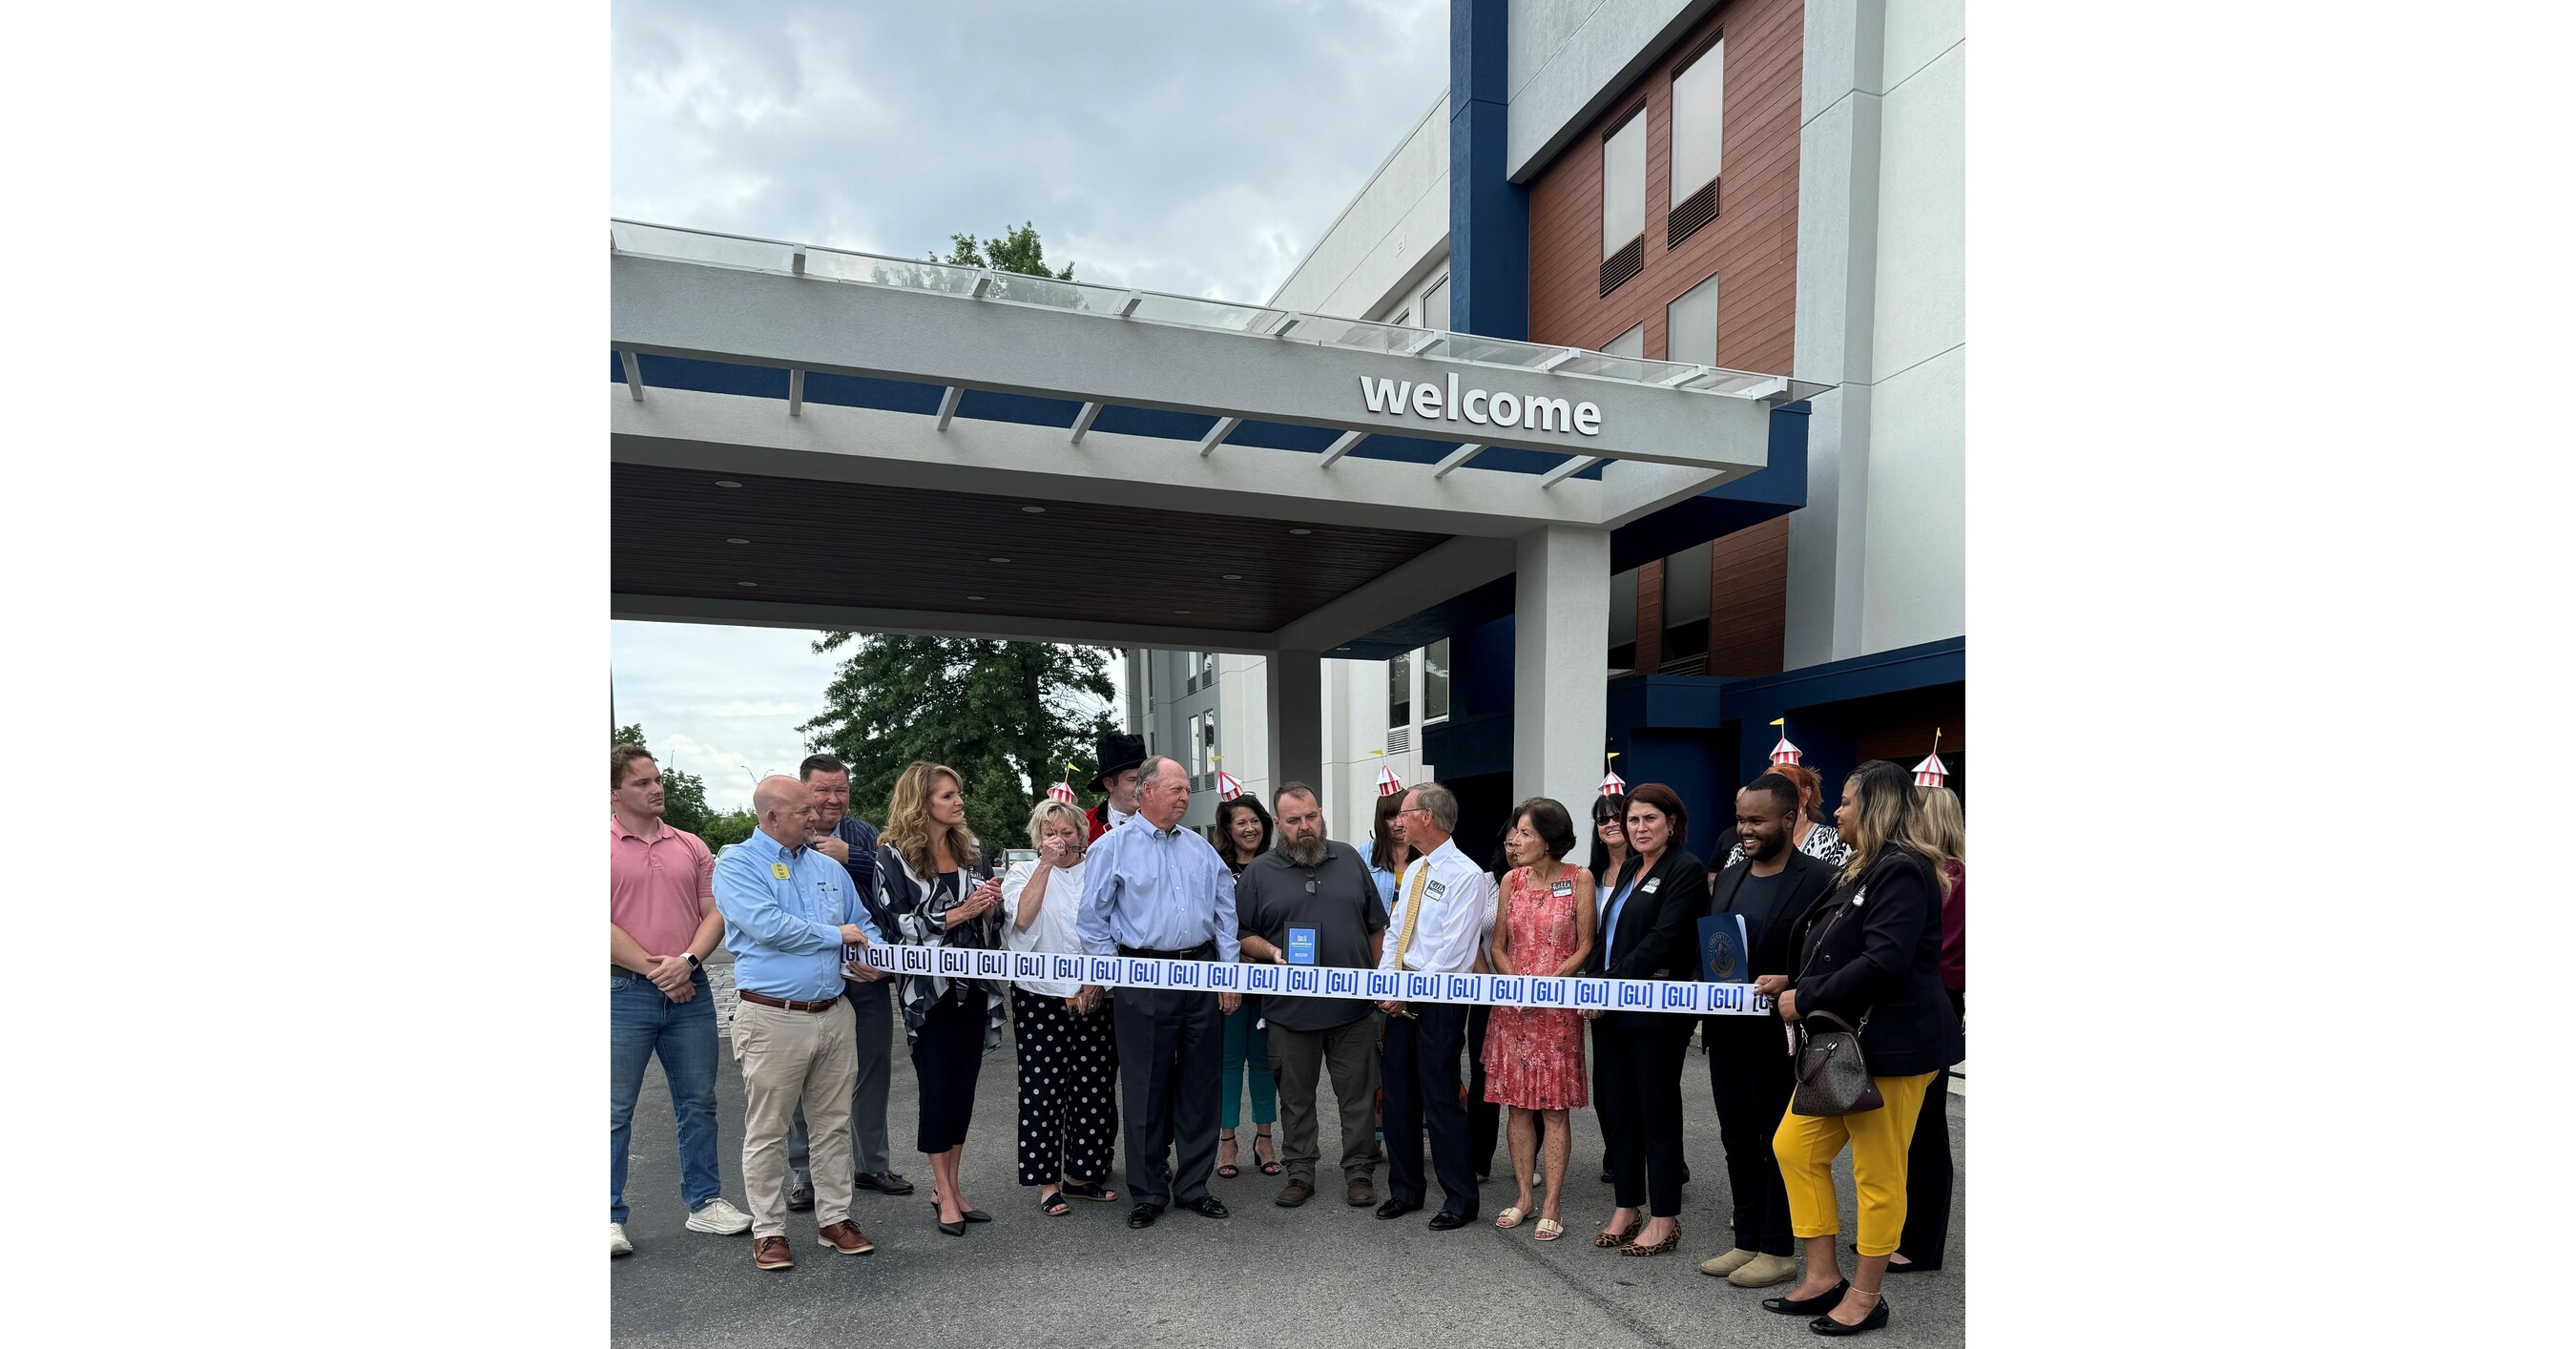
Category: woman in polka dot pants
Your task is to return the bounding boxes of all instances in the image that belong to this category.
[1003,801,1123,1214]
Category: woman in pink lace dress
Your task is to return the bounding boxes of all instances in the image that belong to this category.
[1483,798,1598,1241]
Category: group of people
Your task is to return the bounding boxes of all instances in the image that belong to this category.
[609,731,1966,1339]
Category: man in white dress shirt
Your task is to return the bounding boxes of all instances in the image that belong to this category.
[1372,781,1497,1231]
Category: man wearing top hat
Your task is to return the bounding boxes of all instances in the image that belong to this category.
[1086,732,1148,842]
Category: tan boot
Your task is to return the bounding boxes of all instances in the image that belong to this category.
[1728,1252,1799,1287]
[1700,1247,1761,1277]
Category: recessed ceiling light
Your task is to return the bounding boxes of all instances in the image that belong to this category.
[989,556,1010,564]
[1222,573,1242,580]
[725,537,750,545]
[967,594,987,601]
[737,581,758,588]
[1289,528,1312,535]
[1174,610,1192,615]
[1021,506,1046,514]
[715,480,742,488]
[1337,646,1351,652]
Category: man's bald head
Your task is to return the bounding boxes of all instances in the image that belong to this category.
[754,774,817,845]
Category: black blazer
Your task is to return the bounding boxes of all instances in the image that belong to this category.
[1787,844,1963,1078]
[1596,848,1709,1029]
[1709,849,1839,979]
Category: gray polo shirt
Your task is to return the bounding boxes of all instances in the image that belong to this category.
[1234,841,1387,1033]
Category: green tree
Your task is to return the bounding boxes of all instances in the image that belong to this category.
[800,635,1117,857]
[938,221,1073,279]
[613,723,723,841]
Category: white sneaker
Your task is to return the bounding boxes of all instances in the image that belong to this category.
[686,1197,753,1235]
[610,1222,634,1256]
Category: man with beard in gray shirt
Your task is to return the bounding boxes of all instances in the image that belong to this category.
[1234,782,1387,1210]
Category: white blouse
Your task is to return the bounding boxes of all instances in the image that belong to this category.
[1001,858,1088,997]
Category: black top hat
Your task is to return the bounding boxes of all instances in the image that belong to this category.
[1087,733,1148,792]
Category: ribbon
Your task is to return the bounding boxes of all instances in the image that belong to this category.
[852,943,1775,1017]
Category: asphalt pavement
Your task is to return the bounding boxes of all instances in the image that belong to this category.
[611,996,1965,1349]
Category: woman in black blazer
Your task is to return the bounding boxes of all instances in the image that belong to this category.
[1582,781,1706,1258]
[1753,759,1963,1338]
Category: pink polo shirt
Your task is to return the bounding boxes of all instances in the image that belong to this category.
[610,817,716,955]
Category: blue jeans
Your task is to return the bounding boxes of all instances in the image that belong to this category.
[611,969,720,1222]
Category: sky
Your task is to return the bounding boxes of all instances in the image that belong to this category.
[611,0,1448,810]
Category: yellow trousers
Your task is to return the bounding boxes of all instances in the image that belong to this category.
[1774,1070,1939,1257]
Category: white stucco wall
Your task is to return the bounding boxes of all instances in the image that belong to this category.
[1267,94,1452,322]
[1505,0,1712,180]
[1785,0,1963,665]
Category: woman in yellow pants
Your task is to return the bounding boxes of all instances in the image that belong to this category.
[1751,759,1963,1339]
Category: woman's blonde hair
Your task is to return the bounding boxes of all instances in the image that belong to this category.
[882,760,981,875]
[1025,798,1086,849]
[1914,784,1965,869]
[1836,760,1949,896]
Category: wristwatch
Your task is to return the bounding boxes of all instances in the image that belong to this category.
[682,952,701,969]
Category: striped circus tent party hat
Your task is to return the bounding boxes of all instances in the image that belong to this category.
[1373,749,1405,797]
[1599,750,1628,796]
[1047,762,1078,804]
[1912,731,1948,788]
[1768,717,1802,766]
[1213,754,1242,800]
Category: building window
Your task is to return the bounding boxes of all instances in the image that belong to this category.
[1186,712,1204,778]
[1423,276,1449,332]
[1662,541,1712,661]
[1604,322,1645,360]
[1600,107,1646,294]
[1669,37,1723,244]
[1183,652,1202,694]
[1609,568,1640,671]
[1667,272,1719,369]
[1200,709,1219,787]
[1423,638,1450,722]
[1199,651,1215,690]
[1389,650,1413,729]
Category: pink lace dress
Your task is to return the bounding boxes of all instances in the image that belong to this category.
[1483,864,1588,1110]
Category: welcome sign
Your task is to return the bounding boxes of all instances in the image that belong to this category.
[1359,374,1604,436]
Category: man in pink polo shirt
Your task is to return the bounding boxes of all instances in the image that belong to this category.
[611,743,752,1256]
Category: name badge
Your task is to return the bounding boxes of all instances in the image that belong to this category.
[772,862,792,880]
[1550,879,1574,898]
[1286,927,1317,965]
[1427,880,1448,901]
[1642,878,1661,895]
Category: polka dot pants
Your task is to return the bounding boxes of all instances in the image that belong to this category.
[1011,987,1120,1188]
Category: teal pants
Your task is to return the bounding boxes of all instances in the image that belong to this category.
[1220,1005,1278,1131]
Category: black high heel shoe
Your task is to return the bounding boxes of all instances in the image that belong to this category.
[929,1200,966,1237]
[1762,1280,1851,1316]
[1808,1290,1890,1337]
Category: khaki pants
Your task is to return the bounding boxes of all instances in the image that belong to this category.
[1267,1016,1382,1188]
[732,998,861,1238]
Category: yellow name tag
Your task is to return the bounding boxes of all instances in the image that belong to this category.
[772,862,792,880]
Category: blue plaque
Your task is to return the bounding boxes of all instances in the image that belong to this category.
[1287,927,1318,965]
[1698,914,1751,984]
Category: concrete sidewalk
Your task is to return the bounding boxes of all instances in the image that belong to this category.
[611,994,1964,1349]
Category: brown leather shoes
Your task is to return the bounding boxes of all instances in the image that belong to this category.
[753,1235,794,1270]
[1346,1177,1376,1208]
[1276,1178,1315,1208]
[817,1220,875,1256]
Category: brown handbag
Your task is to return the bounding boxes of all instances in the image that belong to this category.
[1787,896,1884,1116]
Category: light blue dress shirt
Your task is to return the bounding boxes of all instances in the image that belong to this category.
[1356,838,1400,919]
[1076,817,1240,962]
[714,830,886,1001]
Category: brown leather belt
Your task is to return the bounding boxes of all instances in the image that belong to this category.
[737,989,842,1013]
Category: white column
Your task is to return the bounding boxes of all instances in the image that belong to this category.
[1266,649,1323,804]
[1513,525,1610,815]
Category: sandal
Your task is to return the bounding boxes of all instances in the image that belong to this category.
[1217,1130,1240,1179]
[1039,1191,1070,1216]
[1495,1206,1527,1230]
[1534,1217,1566,1242]
[1255,1129,1282,1176]
[1059,1180,1119,1202]
[1594,1218,1644,1249]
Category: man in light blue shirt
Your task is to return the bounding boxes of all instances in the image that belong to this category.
[1077,755,1241,1229]
[712,776,887,1270]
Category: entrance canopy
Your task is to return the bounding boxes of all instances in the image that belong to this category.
[610,220,1824,660]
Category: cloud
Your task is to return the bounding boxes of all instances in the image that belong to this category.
[612,0,1447,301]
